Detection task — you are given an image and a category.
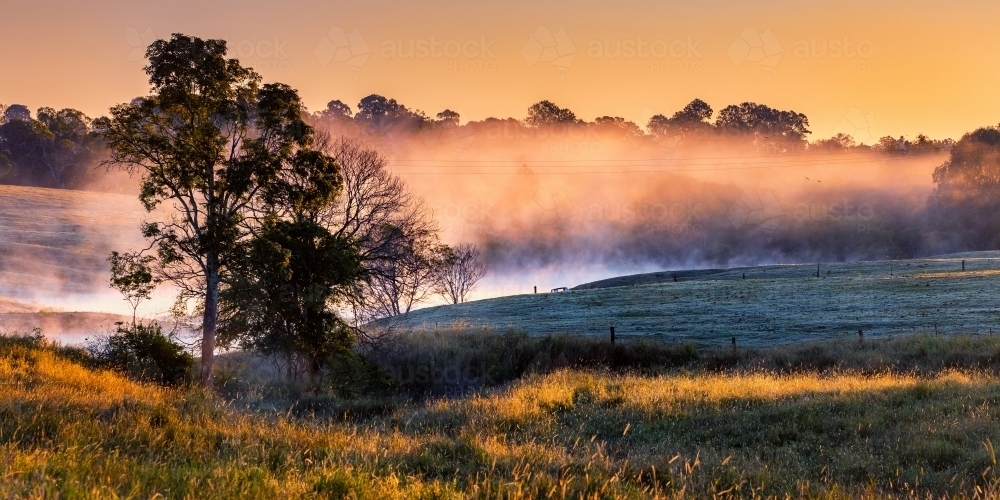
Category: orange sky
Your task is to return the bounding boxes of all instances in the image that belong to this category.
[1,0,999,141]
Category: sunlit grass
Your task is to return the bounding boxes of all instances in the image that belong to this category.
[8,335,1000,498]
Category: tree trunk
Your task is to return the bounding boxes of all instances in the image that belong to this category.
[201,261,220,387]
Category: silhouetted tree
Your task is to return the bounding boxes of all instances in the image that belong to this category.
[436,109,461,127]
[102,34,317,386]
[0,105,102,188]
[221,218,362,383]
[2,105,31,123]
[319,99,353,120]
[355,94,426,133]
[292,138,444,342]
[929,127,1000,249]
[525,100,579,127]
[594,116,643,138]
[648,99,714,140]
[810,133,857,151]
[108,250,161,327]
[434,243,487,304]
[715,102,810,152]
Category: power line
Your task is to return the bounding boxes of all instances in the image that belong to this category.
[388,149,948,167]
[387,152,947,175]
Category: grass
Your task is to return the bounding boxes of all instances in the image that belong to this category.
[393,253,1000,346]
[10,332,1000,497]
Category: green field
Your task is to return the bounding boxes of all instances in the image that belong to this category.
[395,253,1000,346]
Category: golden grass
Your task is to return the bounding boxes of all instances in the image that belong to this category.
[9,337,1000,498]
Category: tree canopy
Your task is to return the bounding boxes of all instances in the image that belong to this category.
[102,34,331,386]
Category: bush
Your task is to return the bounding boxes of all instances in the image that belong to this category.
[87,322,193,385]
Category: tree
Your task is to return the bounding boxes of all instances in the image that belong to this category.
[434,243,487,304]
[2,104,31,123]
[319,99,353,120]
[810,133,857,151]
[101,34,314,386]
[0,117,54,186]
[594,116,643,139]
[355,94,426,133]
[929,127,1000,249]
[436,109,460,127]
[108,251,161,327]
[671,98,713,127]
[647,99,713,139]
[316,137,442,330]
[0,106,102,189]
[35,107,100,187]
[715,102,811,152]
[361,226,446,317]
[218,141,365,383]
[525,100,579,127]
[221,218,362,383]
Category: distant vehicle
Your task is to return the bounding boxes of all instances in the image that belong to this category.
[551,287,568,292]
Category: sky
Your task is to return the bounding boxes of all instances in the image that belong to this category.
[2,0,999,142]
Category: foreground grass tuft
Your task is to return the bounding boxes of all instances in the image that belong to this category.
[9,333,1000,498]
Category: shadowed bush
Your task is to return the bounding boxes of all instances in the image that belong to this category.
[86,322,193,386]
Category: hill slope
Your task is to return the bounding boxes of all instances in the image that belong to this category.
[393,253,1000,346]
[0,184,145,298]
[9,332,1000,497]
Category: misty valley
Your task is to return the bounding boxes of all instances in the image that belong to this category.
[3,10,1000,498]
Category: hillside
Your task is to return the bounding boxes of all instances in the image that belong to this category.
[0,296,129,343]
[9,331,1000,497]
[0,184,145,299]
[392,253,1000,346]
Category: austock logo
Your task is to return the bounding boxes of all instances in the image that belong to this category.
[834,108,876,145]
[521,27,577,77]
[314,26,371,71]
[383,360,497,394]
[727,189,785,234]
[126,27,156,62]
[727,27,783,70]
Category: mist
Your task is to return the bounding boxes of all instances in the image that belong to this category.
[311,114,950,296]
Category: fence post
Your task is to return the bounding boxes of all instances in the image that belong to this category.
[962,260,966,272]
[610,325,616,345]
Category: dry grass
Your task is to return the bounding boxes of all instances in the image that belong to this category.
[9,334,1000,498]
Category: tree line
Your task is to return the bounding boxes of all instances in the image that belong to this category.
[312,95,952,155]
[1,89,953,192]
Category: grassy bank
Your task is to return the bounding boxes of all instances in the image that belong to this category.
[8,333,1000,498]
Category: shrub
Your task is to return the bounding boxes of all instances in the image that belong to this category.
[87,322,193,385]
